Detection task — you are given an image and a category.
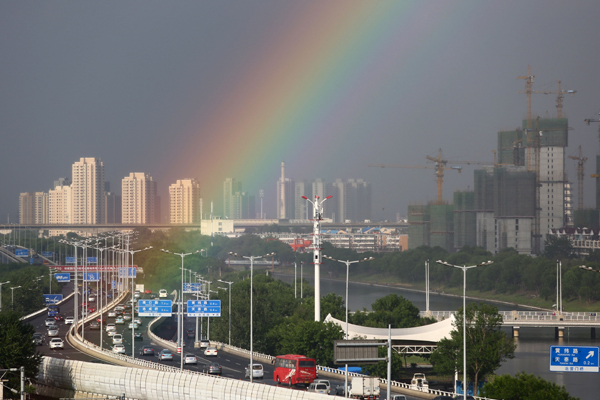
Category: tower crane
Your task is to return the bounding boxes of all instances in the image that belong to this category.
[568,146,587,211]
[369,149,493,204]
[584,116,600,145]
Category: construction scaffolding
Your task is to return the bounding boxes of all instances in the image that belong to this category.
[497,129,525,166]
[454,191,476,250]
[474,167,495,212]
[573,209,600,230]
[493,166,536,217]
[429,203,454,252]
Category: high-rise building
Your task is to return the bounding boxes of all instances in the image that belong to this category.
[49,184,72,224]
[294,181,312,219]
[311,179,336,220]
[121,172,158,224]
[232,191,255,219]
[277,162,295,219]
[19,192,48,224]
[169,179,201,224]
[223,178,242,219]
[53,177,71,189]
[347,179,372,222]
[71,157,105,224]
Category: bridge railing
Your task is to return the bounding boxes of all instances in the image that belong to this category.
[422,310,600,323]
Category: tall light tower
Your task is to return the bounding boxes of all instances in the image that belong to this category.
[302,195,332,322]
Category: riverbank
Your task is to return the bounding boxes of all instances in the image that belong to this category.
[271,266,598,312]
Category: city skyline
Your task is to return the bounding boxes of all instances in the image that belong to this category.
[2,2,600,224]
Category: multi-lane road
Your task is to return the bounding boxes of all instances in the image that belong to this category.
[28,288,418,399]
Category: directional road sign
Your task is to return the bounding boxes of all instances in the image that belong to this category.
[65,257,76,264]
[54,273,71,283]
[183,283,203,293]
[83,272,99,282]
[42,251,53,257]
[86,257,97,264]
[138,299,172,317]
[15,249,29,257]
[43,294,63,304]
[550,346,599,372]
[118,267,137,278]
[187,299,221,317]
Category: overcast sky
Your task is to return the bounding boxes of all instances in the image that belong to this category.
[1,1,599,223]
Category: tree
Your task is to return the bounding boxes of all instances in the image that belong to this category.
[543,236,574,260]
[0,311,43,398]
[351,294,432,328]
[481,372,579,400]
[430,303,516,394]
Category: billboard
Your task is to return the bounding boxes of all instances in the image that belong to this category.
[187,300,221,317]
[54,273,71,283]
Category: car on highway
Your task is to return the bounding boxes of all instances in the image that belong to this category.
[54,314,65,322]
[312,379,331,395]
[89,321,100,330]
[107,330,117,337]
[87,306,96,313]
[140,346,154,356]
[112,344,126,354]
[128,321,139,330]
[186,329,195,339]
[108,310,117,317]
[106,323,116,332]
[65,316,74,324]
[159,289,167,298]
[112,334,123,344]
[144,289,152,294]
[47,325,59,337]
[123,313,132,321]
[307,382,329,395]
[49,338,64,350]
[115,316,125,325]
[432,397,454,400]
[203,362,222,375]
[33,333,45,346]
[204,347,218,357]
[96,316,106,324]
[134,332,143,340]
[45,318,56,327]
[134,318,142,326]
[335,384,351,396]
[199,339,210,349]
[244,363,264,379]
[391,395,407,400]
[184,354,198,365]
[134,291,141,299]
[158,349,174,361]
[88,295,95,302]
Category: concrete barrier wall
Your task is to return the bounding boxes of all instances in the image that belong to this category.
[36,357,334,400]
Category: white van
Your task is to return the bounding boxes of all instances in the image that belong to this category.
[159,289,168,298]
[244,363,264,379]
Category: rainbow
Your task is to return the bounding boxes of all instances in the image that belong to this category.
[160,1,473,210]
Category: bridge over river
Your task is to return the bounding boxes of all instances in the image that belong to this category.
[421,310,600,338]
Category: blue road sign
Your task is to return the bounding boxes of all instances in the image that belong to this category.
[550,346,599,372]
[43,294,63,305]
[15,249,29,257]
[65,257,76,264]
[187,299,221,317]
[83,272,99,282]
[138,299,172,317]
[54,273,71,283]
[118,267,137,278]
[183,283,203,293]
[42,251,53,257]
[87,257,97,264]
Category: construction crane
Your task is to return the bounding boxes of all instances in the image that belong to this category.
[369,149,492,204]
[568,146,587,211]
[533,80,576,119]
[584,116,600,145]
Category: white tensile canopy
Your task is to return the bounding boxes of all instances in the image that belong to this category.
[324,313,455,343]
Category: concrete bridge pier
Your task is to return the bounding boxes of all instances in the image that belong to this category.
[512,326,520,338]
[555,327,565,339]
[592,327,596,339]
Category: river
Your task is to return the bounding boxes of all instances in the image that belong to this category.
[273,273,598,400]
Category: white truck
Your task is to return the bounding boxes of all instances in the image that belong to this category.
[350,377,380,400]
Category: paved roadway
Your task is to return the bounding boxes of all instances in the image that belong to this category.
[28,290,422,399]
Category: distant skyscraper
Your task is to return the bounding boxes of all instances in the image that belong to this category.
[232,192,255,219]
[312,179,335,220]
[104,191,121,224]
[53,177,71,189]
[19,192,48,224]
[223,178,242,219]
[294,180,312,219]
[71,157,105,224]
[277,162,295,219]
[121,172,158,224]
[347,179,372,222]
[169,179,201,224]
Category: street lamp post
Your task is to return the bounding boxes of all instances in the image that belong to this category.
[302,195,332,322]
[229,251,275,383]
[162,249,200,371]
[0,281,10,312]
[125,245,152,358]
[323,255,373,397]
[217,279,233,346]
[10,286,22,310]
[436,260,493,399]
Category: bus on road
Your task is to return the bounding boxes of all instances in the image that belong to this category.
[48,305,60,317]
[273,354,317,387]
